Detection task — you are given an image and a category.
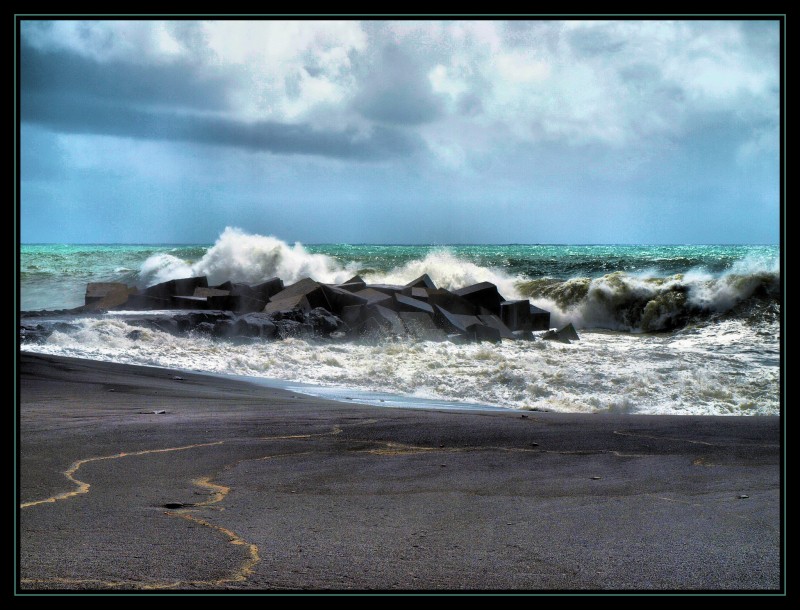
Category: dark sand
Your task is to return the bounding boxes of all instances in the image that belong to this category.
[18,353,781,592]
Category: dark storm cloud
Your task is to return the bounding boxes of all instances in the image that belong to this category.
[353,44,443,125]
[21,91,421,160]
[20,40,231,111]
[19,40,421,160]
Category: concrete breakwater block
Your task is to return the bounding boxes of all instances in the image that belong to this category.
[434,305,481,335]
[427,289,478,316]
[269,277,331,311]
[477,314,515,340]
[467,322,502,343]
[403,274,437,291]
[71,274,559,345]
[322,284,369,311]
[398,312,447,341]
[543,323,580,343]
[339,275,367,291]
[500,300,531,331]
[354,288,395,307]
[264,294,311,315]
[454,282,506,315]
[529,304,550,331]
[85,282,132,309]
[394,293,435,315]
[232,313,277,338]
[368,304,407,336]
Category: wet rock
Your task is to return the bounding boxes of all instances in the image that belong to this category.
[234,313,278,339]
[174,311,233,333]
[274,319,312,340]
[19,323,50,343]
[193,322,216,335]
[306,307,345,336]
[126,329,144,341]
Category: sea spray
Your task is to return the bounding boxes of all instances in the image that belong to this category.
[516,267,779,332]
[22,231,779,334]
[25,314,779,416]
[139,227,358,287]
[20,233,780,416]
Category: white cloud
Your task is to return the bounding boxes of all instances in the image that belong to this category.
[22,19,779,165]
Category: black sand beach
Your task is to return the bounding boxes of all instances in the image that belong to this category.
[18,353,781,591]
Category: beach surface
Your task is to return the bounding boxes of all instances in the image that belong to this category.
[18,353,781,591]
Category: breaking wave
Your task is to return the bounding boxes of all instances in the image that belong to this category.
[139,227,358,286]
[517,267,780,332]
[139,227,523,298]
[137,227,779,333]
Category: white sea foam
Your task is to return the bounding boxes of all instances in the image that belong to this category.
[136,229,778,334]
[23,314,780,416]
[138,227,522,297]
[362,250,523,299]
[139,227,359,287]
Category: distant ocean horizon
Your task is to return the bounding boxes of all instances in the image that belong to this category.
[20,227,780,417]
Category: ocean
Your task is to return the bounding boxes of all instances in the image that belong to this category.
[19,227,781,416]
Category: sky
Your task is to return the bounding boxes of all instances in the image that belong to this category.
[19,19,780,244]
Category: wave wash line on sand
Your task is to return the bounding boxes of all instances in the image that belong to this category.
[20,272,580,346]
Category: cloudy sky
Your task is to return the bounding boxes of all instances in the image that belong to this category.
[19,19,780,244]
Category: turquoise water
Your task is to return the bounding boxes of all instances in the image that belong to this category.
[20,240,779,314]
[19,229,781,415]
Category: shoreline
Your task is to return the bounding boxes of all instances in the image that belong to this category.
[18,353,782,591]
